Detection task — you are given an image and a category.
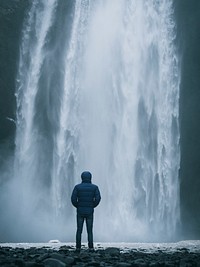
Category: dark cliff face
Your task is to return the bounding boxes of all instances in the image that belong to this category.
[174,0,200,238]
[0,0,29,172]
[0,0,29,141]
[0,0,200,240]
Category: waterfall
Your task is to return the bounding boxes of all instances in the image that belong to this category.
[15,0,180,242]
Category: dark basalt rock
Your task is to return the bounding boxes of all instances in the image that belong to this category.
[132,258,147,267]
[0,245,200,267]
[25,262,44,267]
[116,263,132,267]
[104,247,120,256]
[43,258,66,267]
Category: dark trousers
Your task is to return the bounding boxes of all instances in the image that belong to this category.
[76,213,94,249]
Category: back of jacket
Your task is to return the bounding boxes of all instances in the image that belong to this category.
[71,179,101,215]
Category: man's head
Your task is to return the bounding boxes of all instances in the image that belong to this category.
[81,171,92,182]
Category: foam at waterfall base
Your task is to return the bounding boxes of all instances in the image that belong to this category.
[1,240,200,253]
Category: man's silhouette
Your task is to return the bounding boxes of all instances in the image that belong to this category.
[71,171,101,251]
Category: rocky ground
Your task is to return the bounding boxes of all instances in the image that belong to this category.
[0,243,200,267]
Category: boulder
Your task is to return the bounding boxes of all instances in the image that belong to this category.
[43,258,66,267]
[105,247,120,256]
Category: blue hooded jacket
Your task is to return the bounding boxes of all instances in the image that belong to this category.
[71,171,101,215]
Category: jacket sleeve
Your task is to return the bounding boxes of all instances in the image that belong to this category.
[71,186,78,208]
[93,186,101,208]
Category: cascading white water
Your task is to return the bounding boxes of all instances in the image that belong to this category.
[15,0,180,242]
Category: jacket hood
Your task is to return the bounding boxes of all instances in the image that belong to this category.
[81,171,92,182]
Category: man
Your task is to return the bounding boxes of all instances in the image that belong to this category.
[71,171,101,251]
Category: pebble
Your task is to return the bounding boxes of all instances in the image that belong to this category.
[0,245,200,267]
[116,263,132,267]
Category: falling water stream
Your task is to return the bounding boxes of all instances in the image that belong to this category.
[14,0,180,242]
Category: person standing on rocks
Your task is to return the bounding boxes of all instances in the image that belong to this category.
[71,171,101,251]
